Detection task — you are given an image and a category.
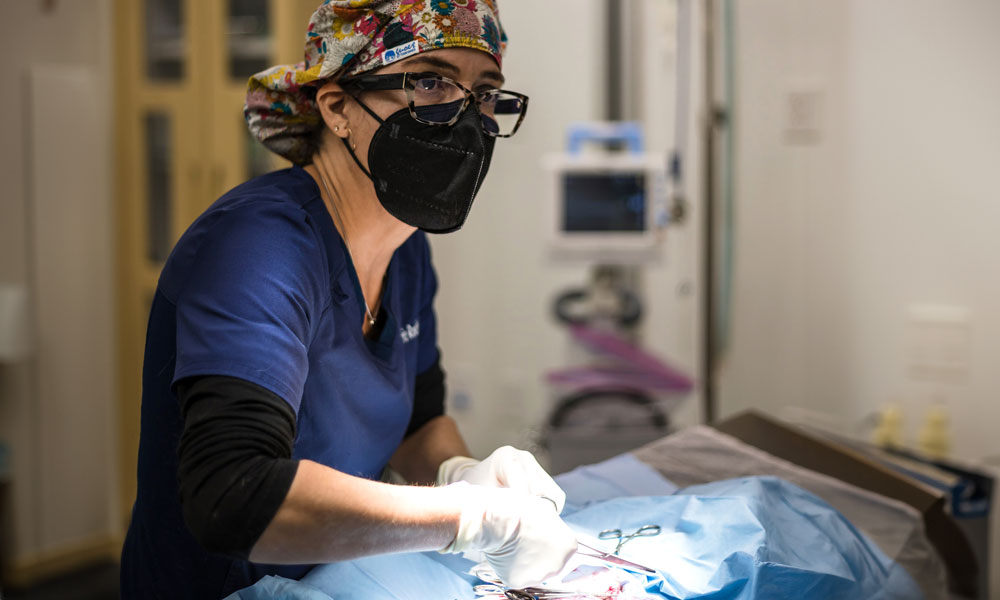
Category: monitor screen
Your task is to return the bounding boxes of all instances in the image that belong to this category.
[562,173,647,233]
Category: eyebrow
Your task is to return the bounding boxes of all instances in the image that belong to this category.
[406,56,461,76]
[405,55,506,87]
[478,69,506,86]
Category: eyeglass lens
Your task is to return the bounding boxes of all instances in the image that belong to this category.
[410,76,525,136]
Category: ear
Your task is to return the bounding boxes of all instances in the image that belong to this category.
[314,80,352,140]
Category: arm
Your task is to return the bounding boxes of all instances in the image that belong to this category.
[253,460,578,590]
[177,375,461,562]
[247,357,468,555]
[177,375,576,586]
[249,459,460,563]
[389,415,469,485]
[386,356,566,505]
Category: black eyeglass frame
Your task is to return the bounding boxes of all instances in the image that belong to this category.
[339,71,530,138]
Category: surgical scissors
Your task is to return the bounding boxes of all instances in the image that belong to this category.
[598,524,661,555]
[576,542,657,574]
[471,567,614,600]
[474,583,606,599]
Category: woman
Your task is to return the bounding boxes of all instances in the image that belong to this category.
[120,1,578,598]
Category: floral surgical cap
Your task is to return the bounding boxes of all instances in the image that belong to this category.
[245,0,507,166]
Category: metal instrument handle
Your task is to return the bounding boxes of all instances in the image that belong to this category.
[577,542,657,574]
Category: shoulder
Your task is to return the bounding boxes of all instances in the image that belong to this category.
[214,167,320,210]
[203,167,322,235]
[160,168,327,299]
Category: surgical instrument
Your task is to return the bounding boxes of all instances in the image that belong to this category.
[472,569,614,600]
[598,524,661,555]
[576,542,657,574]
[474,583,611,599]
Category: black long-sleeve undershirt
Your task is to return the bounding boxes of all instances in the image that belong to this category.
[175,358,447,559]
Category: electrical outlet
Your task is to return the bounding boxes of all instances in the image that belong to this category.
[905,305,971,383]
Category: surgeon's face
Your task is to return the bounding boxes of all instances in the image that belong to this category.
[338,47,505,171]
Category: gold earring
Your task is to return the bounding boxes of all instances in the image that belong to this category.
[334,125,340,132]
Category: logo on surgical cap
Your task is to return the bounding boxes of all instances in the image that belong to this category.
[381,40,421,66]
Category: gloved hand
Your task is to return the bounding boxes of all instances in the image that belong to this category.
[437,446,567,514]
[440,483,578,589]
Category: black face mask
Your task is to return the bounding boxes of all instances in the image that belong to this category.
[344,98,496,234]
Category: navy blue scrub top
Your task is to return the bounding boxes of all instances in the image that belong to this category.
[120,166,440,599]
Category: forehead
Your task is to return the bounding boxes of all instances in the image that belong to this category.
[386,48,501,78]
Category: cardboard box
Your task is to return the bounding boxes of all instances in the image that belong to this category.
[714,411,981,599]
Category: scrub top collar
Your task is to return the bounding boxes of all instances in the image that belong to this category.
[292,166,402,363]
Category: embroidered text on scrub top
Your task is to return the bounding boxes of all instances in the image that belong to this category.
[400,320,420,343]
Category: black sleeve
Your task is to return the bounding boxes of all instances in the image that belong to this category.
[175,375,300,560]
[405,356,446,437]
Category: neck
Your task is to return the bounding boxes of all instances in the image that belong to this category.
[305,146,415,315]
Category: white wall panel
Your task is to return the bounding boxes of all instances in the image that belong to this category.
[0,0,116,565]
[28,64,116,551]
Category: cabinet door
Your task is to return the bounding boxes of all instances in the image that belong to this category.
[116,0,206,526]
[203,0,317,203]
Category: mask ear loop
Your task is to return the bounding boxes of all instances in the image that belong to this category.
[340,94,387,183]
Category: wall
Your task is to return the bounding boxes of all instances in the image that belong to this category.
[719,0,1000,594]
[430,0,704,459]
[717,0,851,425]
[0,0,118,575]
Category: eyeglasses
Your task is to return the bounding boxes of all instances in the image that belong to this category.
[339,72,529,138]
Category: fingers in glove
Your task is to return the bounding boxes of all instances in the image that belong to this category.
[488,496,578,588]
[493,448,567,513]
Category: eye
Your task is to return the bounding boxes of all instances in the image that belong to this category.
[477,90,499,105]
[412,76,461,106]
[416,78,442,92]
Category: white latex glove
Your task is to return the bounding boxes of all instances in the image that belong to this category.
[437,446,567,514]
[440,483,578,589]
